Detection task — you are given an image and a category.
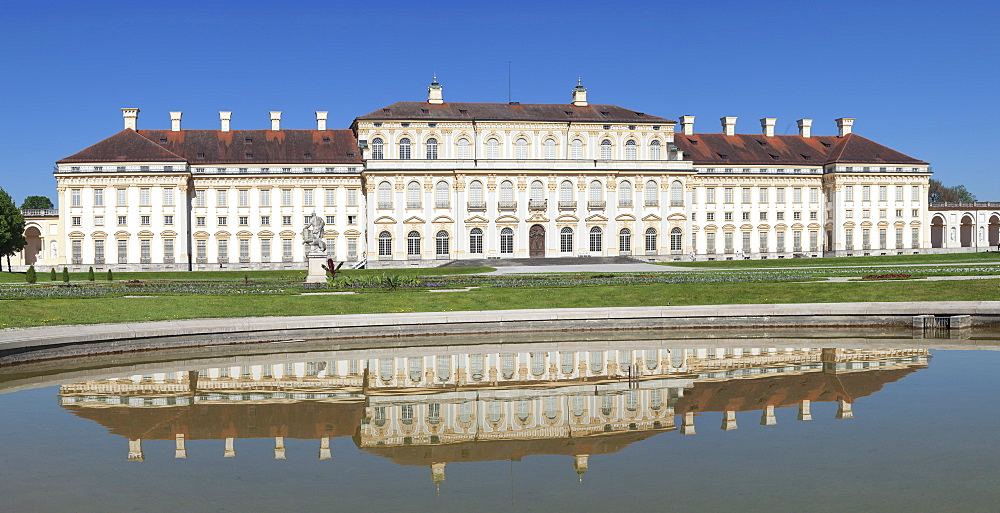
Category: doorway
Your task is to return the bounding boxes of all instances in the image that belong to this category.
[529,224,545,257]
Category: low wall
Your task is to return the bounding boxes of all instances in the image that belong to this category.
[2,301,999,365]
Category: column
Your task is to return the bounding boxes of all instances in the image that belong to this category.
[681,411,696,435]
[760,405,777,426]
[274,437,286,460]
[721,410,738,431]
[319,436,332,460]
[128,439,144,461]
[798,400,812,421]
[175,434,187,458]
[224,437,236,458]
[836,399,854,419]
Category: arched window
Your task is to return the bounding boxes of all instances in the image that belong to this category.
[560,180,574,207]
[398,137,411,159]
[515,138,528,159]
[571,139,583,159]
[589,226,603,253]
[371,137,384,160]
[435,181,450,208]
[645,228,657,254]
[435,230,449,257]
[589,180,603,207]
[469,180,484,208]
[500,227,514,254]
[560,227,574,253]
[486,137,499,159]
[530,180,544,204]
[645,180,658,206]
[619,228,631,253]
[457,138,470,159]
[625,139,637,160]
[650,140,661,160]
[377,181,393,209]
[426,138,438,160]
[619,180,633,207]
[406,181,421,208]
[600,139,612,159]
[469,228,483,254]
[543,138,556,159]
[378,230,392,258]
[499,180,514,208]
[407,230,421,258]
[670,227,682,252]
[670,180,684,206]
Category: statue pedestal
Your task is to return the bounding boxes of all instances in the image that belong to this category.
[305,253,328,284]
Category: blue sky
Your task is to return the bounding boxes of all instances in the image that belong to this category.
[2,0,997,205]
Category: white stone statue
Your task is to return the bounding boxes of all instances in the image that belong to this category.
[302,212,326,254]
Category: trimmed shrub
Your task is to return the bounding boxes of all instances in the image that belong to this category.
[50,268,57,281]
[26,265,36,284]
[88,267,95,281]
[106,269,114,281]
[62,267,70,283]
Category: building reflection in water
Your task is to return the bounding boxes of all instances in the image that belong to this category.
[58,345,929,486]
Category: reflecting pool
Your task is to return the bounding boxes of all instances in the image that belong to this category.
[1,337,999,512]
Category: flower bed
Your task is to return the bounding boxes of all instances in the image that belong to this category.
[861,273,912,280]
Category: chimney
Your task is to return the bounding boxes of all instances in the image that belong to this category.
[797,118,813,138]
[721,116,737,136]
[219,111,232,132]
[679,115,695,136]
[315,111,328,131]
[427,75,443,105]
[169,111,182,132]
[836,117,854,137]
[270,111,281,131]
[571,77,588,107]
[122,108,139,131]
[760,118,776,137]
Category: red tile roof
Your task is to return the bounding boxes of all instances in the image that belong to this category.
[356,101,674,124]
[673,132,927,166]
[58,129,362,165]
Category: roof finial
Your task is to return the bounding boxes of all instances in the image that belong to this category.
[577,75,582,86]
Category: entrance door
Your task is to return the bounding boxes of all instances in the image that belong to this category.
[529,224,545,257]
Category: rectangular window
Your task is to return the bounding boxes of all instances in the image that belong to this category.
[776,188,785,203]
[759,231,768,252]
[706,232,716,254]
[164,239,174,264]
[809,231,818,251]
[164,215,174,225]
[239,216,249,226]
[304,189,314,206]
[140,215,150,225]
[281,189,292,206]
[724,232,733,252]
[896,186,904,201]
[912,186,920,202]
[896,209,903,217]
[912,227,919,248]
[348,215,358,225]
[862,186,871,201]
[863,228,871,249]
[879,209,886,218]
[217,189,228,207]
[140,239,151,263]
[759,188,768,203]
[759,212,767,220]
[261,239,271,262]
[93,188,104,207]
[261,215,270,226]
[71,189,81,207]
[347,238,357,261]
[218,217,227,226]
[117,239,127,264]
[776,212,784,220]
[724,212,733,221]
[117,215,127,225]
[196,216,206,226]
[793,188,802,203]
[742,232,751,252]
[793,211,801,220]
[863,210,870,218]
[325,215,335,224]
[706,188,716,204]
[72,216,81,226]
[742,212,750,220]
[347,189,358,206]
[846,209,853,217]
[879,186,887,201]
[282,215,292,226]
[239,239,250,263]
[879,228,887,249]
[140,188,151,206]
[325,188,336,206]
[912,209,919,217]
[260,190,271,207]
[117,189,128,206]
[196,190,206,207]
[793,231,802,251]
[809,188,818,203]
[845,185,853,201]
[776,232,785,252]
[896,228,904,248]
[196,240,207,263]
[94,239,105,264]
[741,188,751,203]
[845,228,854,249]
[809,211,817,220]
[282,239,293,262]
[218,240,229,263]
[238,189,249,207]
[94,216,104,226]
[163,188,174,206]
[724,188,733,203]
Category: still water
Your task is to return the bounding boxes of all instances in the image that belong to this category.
[1,337,998,512]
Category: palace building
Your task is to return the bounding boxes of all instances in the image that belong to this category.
[19,78,999,270]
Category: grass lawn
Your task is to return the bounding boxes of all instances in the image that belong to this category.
[0,266,495,284]
[655,251,1000,269]
[3,278,999,329]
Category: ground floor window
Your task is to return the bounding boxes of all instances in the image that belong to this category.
[560,227,573,253]
[644,228,657,254]
[500,227,514,254]
[326,238,336,259]
[196,240,207,263]
[261,239,271,262]
[347,238,358,261]
[619,228,631,253]
[912,227,919,248]
[118,239,128,264]
[282,239,292,262]
[436,230,449,258]
[218,240,228,264]
[776,232,785,252]
[164,239,174,264]
[670,228,682,253]
[809,231,818,252]
[793,231,802,252]
[239,239,250,263]
[407,231,421,259]
[71,240,82,264]
[94,239,105,264]
[879,228,887,249]
[706,232,716,254]
[862,229,871,249]
[140,239,151,264]
[469,228,483,254]
[759,232,768,252]
[589,227,602,253]
[845,229,854,250]
[724,232,733,253]
[378,231,392,258]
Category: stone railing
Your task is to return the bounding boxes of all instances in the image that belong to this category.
[931,202,1000,209]
[21,209,58,217]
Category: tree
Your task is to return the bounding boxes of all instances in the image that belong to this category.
[87,266,95,281]
[929,179,977,203]
[107,269,113,281]
[26,265,36,284]
[20,196,54,210]
[0,187,26,272]
[62,267,69,283]
[50,267,56,281]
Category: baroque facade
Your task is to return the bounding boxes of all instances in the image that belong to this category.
[19,78,997,270]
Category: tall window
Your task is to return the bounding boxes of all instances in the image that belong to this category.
[589,180,603,206]
[543,138,556,159]
[435,181,450,208]
[71,189,81,207]
[398,137,411,159]
[469,180,484,206]
[303,189,313,206]
[530,180,544,203]
[759,231,768,252]
[217,239,228,263]
[117,239,127,263]
[407,231,421,258]
[560,227,573,253]
[378,231,392,258]
[879,186,887,201]
[282,239,293,262]
[435,230,449,257]
[589,226,603,252]
[239,239,250,263]
[645,180,658,206]
[670,228,682,252]
[260,189,270,207]
[377,182,392,208]
[571,139,583,159]
[238,189,249,207]
[515,138,528,159]
[499,180,514,207]
[600,139,612,159]
[371,138,384,159]
[457,138,470,159]
[94,188,104,206]
[217,189,227,207]
[94,239,105,264]
[281,189,291,206]
[426,138,438,159]
[118,189,128,206]
[650,140,661,160]
[759,187,769,203]
[406,181,421,208]
[645,228,657,254]
[486,138,499,159]
[560,180,574,205]
[500,227,514,254]
[469,228,483,254]
[619,180,633,207]
[670,181,683,206]
[625,140,637,160]
[619,228,631,253]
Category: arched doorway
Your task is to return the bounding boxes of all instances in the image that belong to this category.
[960,215,974,247]
[931,215,945,248]
[23,226,41,265]
[529,224,545,258]
[989,215,1000,248]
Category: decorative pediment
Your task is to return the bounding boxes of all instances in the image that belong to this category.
[374,216,396,225]
[526,213,549,223]
[615,214,636,222]
[160,230,177,237]
[555,214,579,223]
[641,214,662,222]
[585,213,608,222]
[68,231,85,239]
[790,223,804,229]
[215,231,231,238]
[722,224,736,230]
[464,215,489,225]
[193,231,209,238]
[740,224,753,230]
[236,230,253,238]
[496,215,519,224]
[137,230,154,238]
[756,224,770,230]
[324,229,340,236]
[403,216,425,224]
[257,230,274,237]
[344,229,361,236]
[279,230,296,237]
[666,213,687,221]
[91,231,107,238]
[808,223,822,229]
[432,215,454,224]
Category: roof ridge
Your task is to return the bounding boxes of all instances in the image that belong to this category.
[57,129,186,163]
